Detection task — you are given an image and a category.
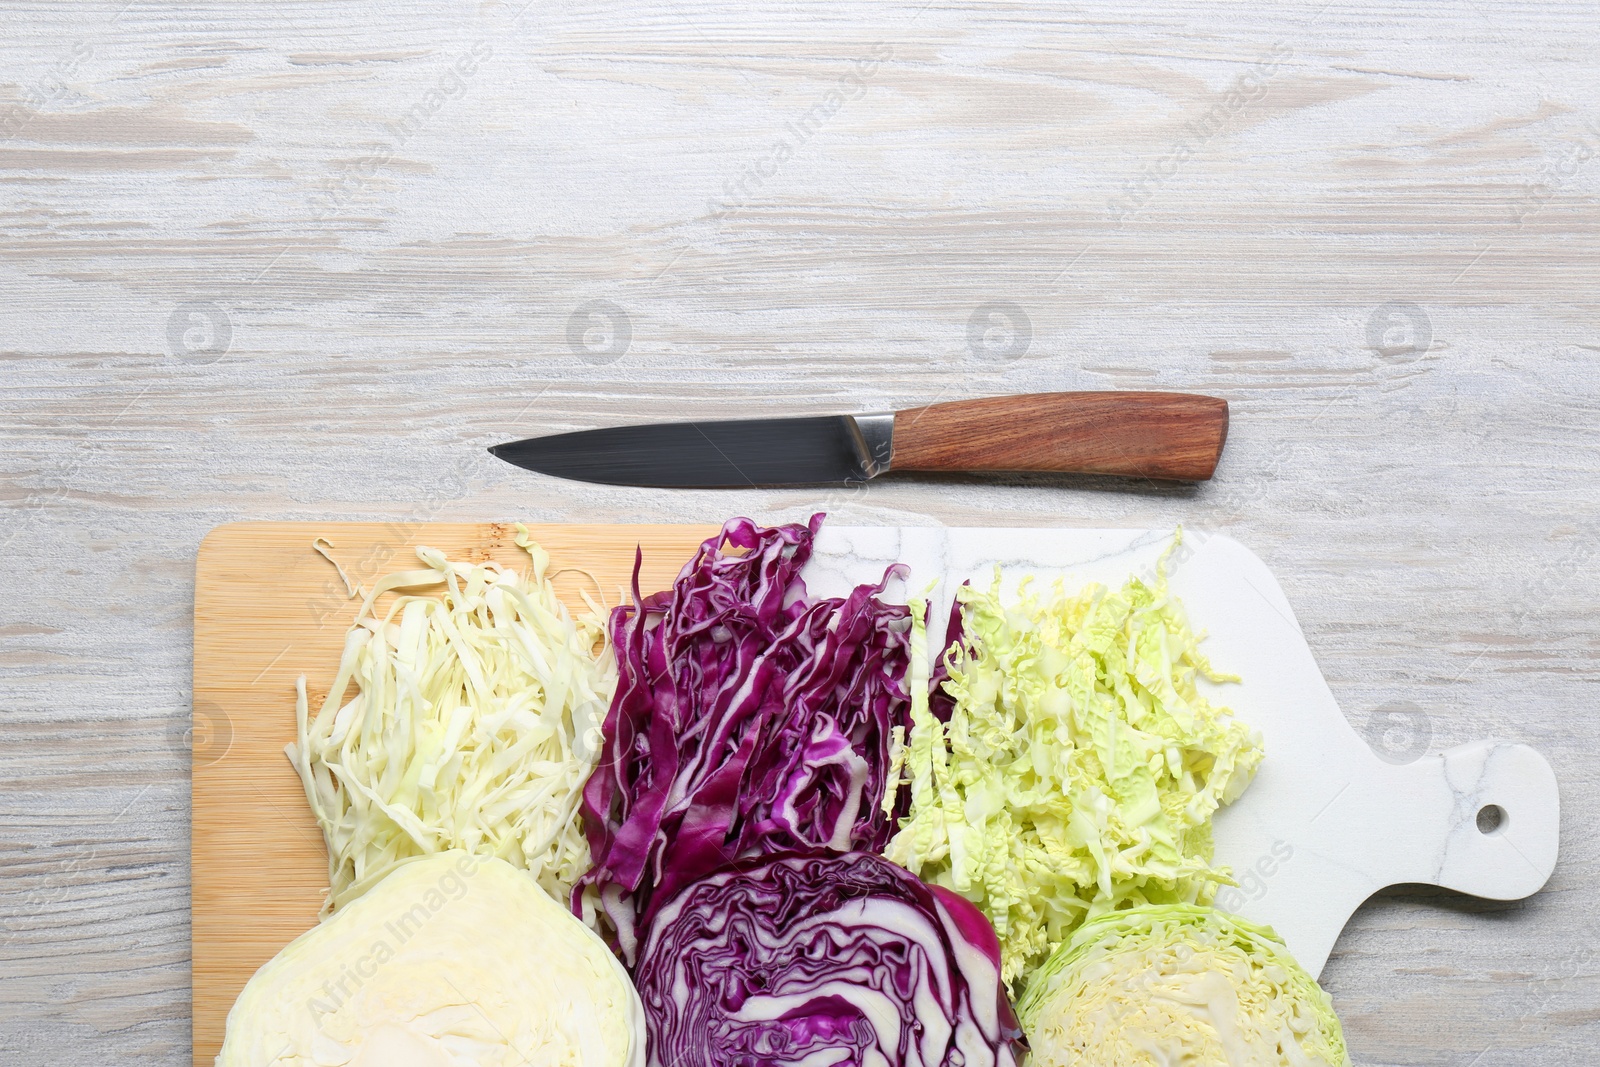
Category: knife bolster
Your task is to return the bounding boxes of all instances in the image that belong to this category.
[845,413,897,478]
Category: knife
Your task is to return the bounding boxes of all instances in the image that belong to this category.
[489,391,1228,488]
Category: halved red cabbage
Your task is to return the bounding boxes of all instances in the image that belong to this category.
[635,851,1022,1067]
[577,515,913,959]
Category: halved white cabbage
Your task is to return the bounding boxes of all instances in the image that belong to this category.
[216,852,645,1067]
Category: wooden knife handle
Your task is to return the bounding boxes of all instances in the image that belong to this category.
[891,391,1229,481]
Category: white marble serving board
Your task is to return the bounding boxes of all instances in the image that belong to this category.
[805,526,1561,977]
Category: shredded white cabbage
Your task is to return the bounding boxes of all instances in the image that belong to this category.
[287,526,615,917]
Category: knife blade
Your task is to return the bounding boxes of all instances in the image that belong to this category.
[489,391,1228,488]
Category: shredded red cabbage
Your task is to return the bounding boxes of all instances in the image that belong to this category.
[929,582,966,724]
[577,515,913,959]
[635,851,1023,1067]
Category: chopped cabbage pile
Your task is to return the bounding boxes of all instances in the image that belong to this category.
[288,527,615,916]
[886,538,1264,985]
[1017,904,1349,1067]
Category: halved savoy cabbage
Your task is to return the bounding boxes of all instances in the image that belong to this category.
[1017,904,1349,1067]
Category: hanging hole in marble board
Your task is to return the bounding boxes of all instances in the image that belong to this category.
[1476,803,1506,835]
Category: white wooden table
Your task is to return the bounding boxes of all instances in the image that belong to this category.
[2,1,1597,1063]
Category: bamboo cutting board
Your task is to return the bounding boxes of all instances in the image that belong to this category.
[192,521,1559,1066]
[191,521,719,1067]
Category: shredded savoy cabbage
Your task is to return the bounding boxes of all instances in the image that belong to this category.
[885,536,1264,986]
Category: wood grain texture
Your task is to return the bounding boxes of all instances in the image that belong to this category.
[190,521,716,1067]
[891,391,1228,480]
[0,0,1597,1064]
